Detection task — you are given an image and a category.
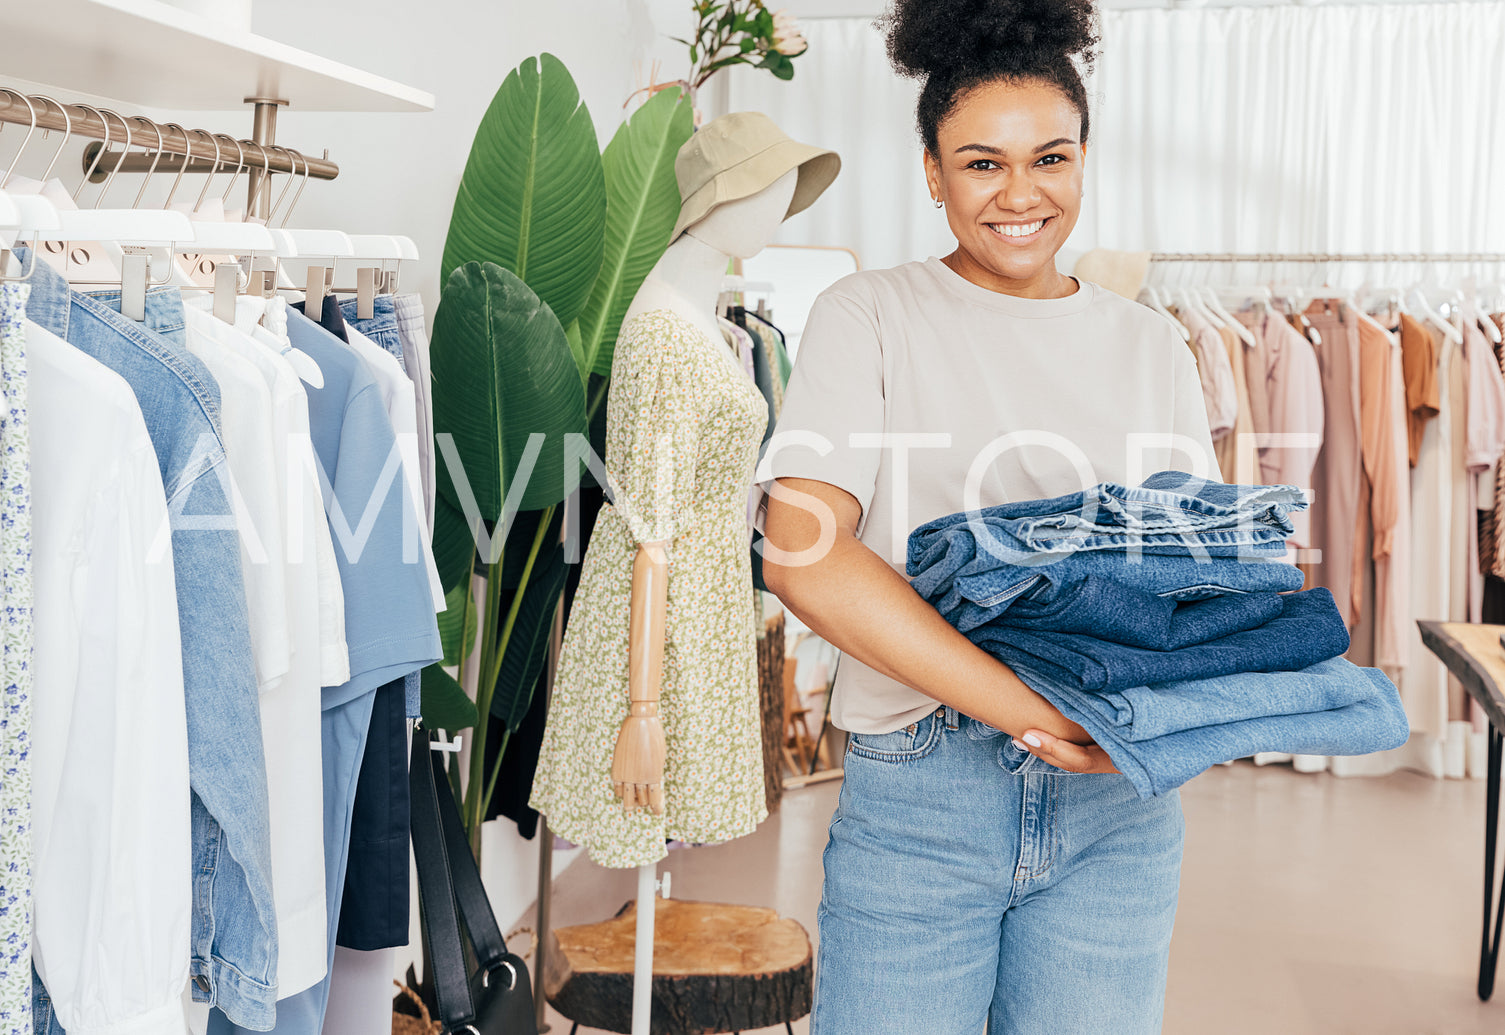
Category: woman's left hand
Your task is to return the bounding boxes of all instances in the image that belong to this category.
[1014,729,1121,774]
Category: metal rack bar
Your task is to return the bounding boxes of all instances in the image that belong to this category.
[1150,252,1505,263]
[0,90,337,192]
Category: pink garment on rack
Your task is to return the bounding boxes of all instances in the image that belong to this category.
[1463,308,1505,476]
[1461,309,1505,730]
[1182,308,1238,440]
[1239,309,1324,549]
[1304,301,1363,629]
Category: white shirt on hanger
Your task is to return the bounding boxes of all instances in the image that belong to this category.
[28,319,193,1035]
[228,293,351,687]
[182,296,337,997]
[182,309,291,690]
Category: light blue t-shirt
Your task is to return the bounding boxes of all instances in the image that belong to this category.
[286,311,442,710]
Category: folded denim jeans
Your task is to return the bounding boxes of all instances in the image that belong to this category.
[938,549,1304,631]
[913,470,1306,550]
[908,471,1308,620]
[972,575,1286,648]
[972,588,1347,692]
[996,658,1409,798]
[1074,656,1381,741]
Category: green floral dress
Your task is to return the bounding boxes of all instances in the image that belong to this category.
[530,309,769,869]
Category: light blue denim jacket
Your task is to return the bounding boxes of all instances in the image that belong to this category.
[22,253,279,1029]
[907,470,1308,626]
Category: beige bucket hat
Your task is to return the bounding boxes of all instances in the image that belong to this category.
[670,111,841,243]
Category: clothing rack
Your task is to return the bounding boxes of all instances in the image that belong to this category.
[1150,253,1505,264]
[0,89,338,220]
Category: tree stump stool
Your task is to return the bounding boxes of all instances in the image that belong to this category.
[544,898,813,1034]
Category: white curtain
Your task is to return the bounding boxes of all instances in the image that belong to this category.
[726,3,1505,267]
[725,17,954,271]
[1089,1,1505,254]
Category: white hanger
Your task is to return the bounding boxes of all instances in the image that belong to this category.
[259,148,353,306]
[1409,287,1464,345]
[1181,284,1223,331]
[1139,284,1191,342]
[1201,286,1257,347]
[1461,276,1504,346]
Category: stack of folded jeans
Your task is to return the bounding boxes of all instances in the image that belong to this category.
[906,471,1411,798]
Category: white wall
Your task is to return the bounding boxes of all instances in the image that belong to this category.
[241,0,697,313]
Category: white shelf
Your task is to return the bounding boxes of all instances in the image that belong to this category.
[0,0,434,112]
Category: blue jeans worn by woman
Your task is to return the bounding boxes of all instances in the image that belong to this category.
[813,708,1183,1034]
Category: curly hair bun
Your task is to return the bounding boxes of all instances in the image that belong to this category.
[883,0,1100,82]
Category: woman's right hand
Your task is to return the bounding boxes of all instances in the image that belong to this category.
[1012,726,1120,774]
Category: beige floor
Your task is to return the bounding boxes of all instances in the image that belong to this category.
[539,761,1505,1034]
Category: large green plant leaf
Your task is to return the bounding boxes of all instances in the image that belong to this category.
[500,506,564,589]
[437,583,478,667]
[579,87,695,378]
[421,664,480,731]
[431,262,588,526]
[431,493,476,595]
[441,53,607,328]
[490,543,568,731]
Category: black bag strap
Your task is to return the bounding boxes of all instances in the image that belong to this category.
[410,730,478,1030]
[427,741,511,969]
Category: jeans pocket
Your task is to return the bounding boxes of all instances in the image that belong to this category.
[996,735,1093,776]
[846,712,943,764]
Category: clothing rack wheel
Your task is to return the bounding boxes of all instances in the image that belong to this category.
[1416,621,1505,1001]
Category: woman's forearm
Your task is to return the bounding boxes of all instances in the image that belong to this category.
[766,532,1092,743]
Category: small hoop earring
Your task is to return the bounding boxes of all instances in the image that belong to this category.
[934,198,944,209]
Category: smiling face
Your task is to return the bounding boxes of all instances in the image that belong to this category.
[924,78,1086,299]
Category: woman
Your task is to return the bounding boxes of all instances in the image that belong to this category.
[757,0,1218,1031]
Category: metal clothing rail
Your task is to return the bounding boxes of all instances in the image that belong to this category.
[0,89,337,219]
[1150,252,1505,263]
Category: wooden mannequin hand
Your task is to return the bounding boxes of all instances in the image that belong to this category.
[611,701,667,815]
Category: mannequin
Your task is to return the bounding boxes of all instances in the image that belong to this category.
[527,109,834,1035]
[609,167,799,815]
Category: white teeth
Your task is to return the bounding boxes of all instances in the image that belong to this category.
[993,219,1046,238]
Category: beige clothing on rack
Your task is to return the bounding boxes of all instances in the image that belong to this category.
[1447,321,1479,722]
[1304,301,1363,629]
[1215,324,1258,484]
[1403,324,1453,737]
[1355,314,1409,674]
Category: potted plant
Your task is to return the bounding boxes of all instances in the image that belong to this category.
[425,53,695,852]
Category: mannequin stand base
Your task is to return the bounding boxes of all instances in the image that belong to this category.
[544,899,812,1035]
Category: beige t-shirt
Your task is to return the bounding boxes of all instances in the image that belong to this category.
[753,257,1218,734]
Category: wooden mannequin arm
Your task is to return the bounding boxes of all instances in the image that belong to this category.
[611,540,670,814]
